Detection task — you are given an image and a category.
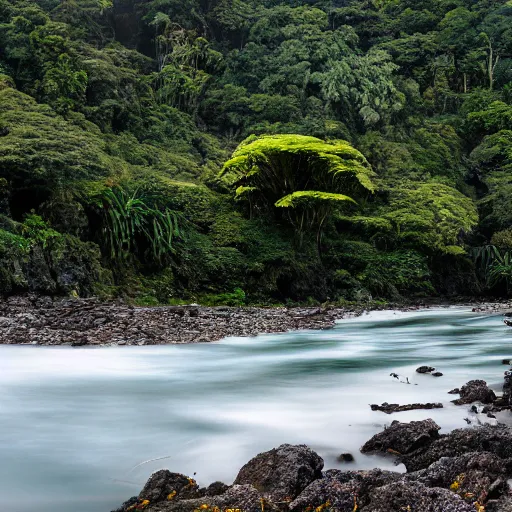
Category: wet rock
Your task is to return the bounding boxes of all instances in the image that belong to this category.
[0,298,362,346]
[449,388,461,394]
[337,453,354,462]
[146,484,278,512]
[400,425,512,472]
[364,481,476,512]
[360,419,441,455]
[139,470,200,503]
[503,371,512,406]
[289,469,400,512]
[234,444,324,502]
[370,402,443,414]
[432,372,444,377]
[487,497,512,512]
[205,481,229,496]
[502,359,512,365]
[452,380,496,405]
[406,452,508,501]
[416,366,436,374]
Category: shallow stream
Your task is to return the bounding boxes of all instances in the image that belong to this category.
[1,307,511,511]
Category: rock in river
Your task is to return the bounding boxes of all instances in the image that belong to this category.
[360,419,441,455]
[234,443,324,502]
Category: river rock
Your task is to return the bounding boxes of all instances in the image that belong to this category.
[406,452,508,501]
[452,380,496,405]
[144,484,278,512]
[364,481,476,512]
[487,497,512,512]
[400,425,512,472]
[290,468,400,512]
[360,419,441,455]
[233,444,324,502]
[204,481,229,496]
[502,371,512,406]
[139,470,201,503]
[370,402,443,414]
[111,496,138,512]
[416,366,436,373]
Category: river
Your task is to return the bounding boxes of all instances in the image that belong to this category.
[1,307,510,511]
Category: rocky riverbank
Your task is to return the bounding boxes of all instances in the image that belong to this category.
[0,295,391,346]
[1,295,512,346]
[111,367,512,512]
[112,423,512,512]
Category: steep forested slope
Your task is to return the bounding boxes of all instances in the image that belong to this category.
[0,0,510,304]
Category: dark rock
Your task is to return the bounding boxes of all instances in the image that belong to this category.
[144,484,278,512]
[487,497,512,512]
[502,359,511,365]
[503,371,512,406]
[205,481,229,496]
[110,496,138,512]
[289,469,401,512]
[400,425,512,472]
[139,470,200,503]
[364,481,476,512]
[432,372,444,377]
[234,444,323,502]
[370,402,443,414]
[416,366,436,374]
[452,380,496,405]
[449,388,460,394]
[406,452,508,501]
[337,453,354,462]
[361,419,441,455]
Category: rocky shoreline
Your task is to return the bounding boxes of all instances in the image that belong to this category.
[1,295,512,346]
[113,373,512,512]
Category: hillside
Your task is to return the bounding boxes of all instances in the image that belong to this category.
[0,0,511,304]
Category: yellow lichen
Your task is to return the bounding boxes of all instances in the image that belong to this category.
[474,502,485,512]
[167,491,177,501]
[200,505,209,510]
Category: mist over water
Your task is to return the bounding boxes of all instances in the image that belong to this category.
[1,307,511,512]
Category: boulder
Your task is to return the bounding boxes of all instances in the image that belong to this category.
[205,481,229,496]
[400,425,512,472]
[416,366,436,374]
[139,470,201,503]
[360,419,440,455]
[364,481,476,512]
[452,380,496,405]
[233,444,323,502]
[289,469,400,512]
[406,452,508,501]
[143,484,278,512]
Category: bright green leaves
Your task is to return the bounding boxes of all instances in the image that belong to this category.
[221,134,374,246]
[275,191,356,209]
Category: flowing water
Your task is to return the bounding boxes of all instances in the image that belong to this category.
[1,307,512,512]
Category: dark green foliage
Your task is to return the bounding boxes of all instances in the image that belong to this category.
[97,186,181,263]
[0,0,510,301]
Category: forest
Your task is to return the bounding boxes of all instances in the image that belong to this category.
[0,0,511,305]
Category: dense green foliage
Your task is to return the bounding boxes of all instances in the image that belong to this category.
[0,0,510,302]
